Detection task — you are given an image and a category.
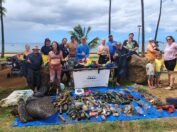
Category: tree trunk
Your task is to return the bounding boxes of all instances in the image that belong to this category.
[141,0,145,57]
[154,0,162,42]
[0,1,5,58]
[108,0,111,35]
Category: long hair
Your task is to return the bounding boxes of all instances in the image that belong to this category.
[166,36,175,42]
[51,41,60,55]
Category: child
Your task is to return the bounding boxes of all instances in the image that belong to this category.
[154,53,164,87]
[146,58,155,89]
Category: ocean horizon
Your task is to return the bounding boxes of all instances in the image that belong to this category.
[0,41,166,53]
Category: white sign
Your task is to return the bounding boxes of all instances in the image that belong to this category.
[73,69,110,89]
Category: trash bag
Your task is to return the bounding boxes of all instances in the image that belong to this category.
[25,97,57,119]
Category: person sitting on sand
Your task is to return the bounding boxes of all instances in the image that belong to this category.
[97,39,110,64]
[27,46,43,92]
[41,38,52,63]
[146,58,155,89]
[76,37,90,62]
[48,41,63,95]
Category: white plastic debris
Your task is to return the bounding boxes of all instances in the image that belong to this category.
[0,89,34,107]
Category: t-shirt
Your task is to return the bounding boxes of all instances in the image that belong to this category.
[58,44,69,59]
[164,42,177,61]
[27,53,43,70]
[123,40,139,49]
[146,63,155,75]
[76,43,90,61]
[41,45,52,55]
[106,40,117,55]
[154,59,163,72]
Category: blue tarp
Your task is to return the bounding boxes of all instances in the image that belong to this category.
[12,86,177,127]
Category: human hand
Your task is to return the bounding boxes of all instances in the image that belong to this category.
[82,52,85,56]
[27,59,31,63]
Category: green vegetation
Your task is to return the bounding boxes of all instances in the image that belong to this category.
[69,24,99,49]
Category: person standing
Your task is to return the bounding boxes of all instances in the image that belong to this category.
[67,36,78,60]
[154,53,164,87]
[113,42,129,85]
[58,38,69,59]
[48,41,63,95]
[164,36,177,90]
[58,38,70,84]
[146,38,159,60]
[27,46,43,92]
[76,37,90,62]
[41,38,52,63]
[97,39,110,64]
[107,35,117,62]
[146,58,155,89]
[21,44,31,86]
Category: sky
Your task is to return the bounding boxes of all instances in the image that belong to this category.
[2,0,177,45]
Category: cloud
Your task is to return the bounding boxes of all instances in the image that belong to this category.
[3,0,177,42]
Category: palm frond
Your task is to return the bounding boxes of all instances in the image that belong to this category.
[85,26,91,39]
[73,25,84,39]
[0,6,6,15]
[88,37,99,49]
[68,31,81,44]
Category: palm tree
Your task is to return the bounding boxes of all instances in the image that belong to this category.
[154,0,163,42]
[69,25,99,49]
[0,0,6,58]
[108,0,112,35]
[141,0,145,57]
[154,0,173,41]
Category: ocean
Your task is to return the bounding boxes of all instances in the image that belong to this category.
[0,41,166,53]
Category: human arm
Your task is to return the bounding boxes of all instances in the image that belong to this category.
[97,46,102,55]
[85,46,90,58]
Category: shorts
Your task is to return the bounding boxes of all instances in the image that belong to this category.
[164,58,176,71]
[155,72,161,77]
[147,75,154,78]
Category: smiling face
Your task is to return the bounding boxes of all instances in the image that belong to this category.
[62,38,67,45]
[101,39,106,45]
[52,42,58,50]
[25,44,30,51]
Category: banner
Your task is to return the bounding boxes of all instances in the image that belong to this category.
[73,69,110,89]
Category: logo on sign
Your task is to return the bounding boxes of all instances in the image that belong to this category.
[87,76,96,80]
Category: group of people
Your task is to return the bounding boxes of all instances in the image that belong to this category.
[146,36,177,90]
[17,33,177,95]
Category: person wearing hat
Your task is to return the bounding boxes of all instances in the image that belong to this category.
[41,38,52,63]
[113,42,130,85]
[106,35,117,62]
[76,37,90,62]
[26,46,43,92]
[146,37,159,60]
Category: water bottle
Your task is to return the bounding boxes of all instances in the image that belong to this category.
[135,106,144,115]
